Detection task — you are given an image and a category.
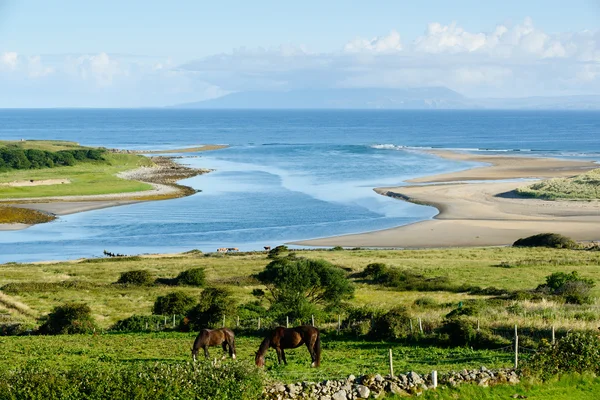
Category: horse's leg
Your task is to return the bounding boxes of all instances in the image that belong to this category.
[203,345,210,359]
[227,335,236,359]
[275,347,282,364]
[281,348,287,365]
[221,341,228,360]
[305,336,317,367]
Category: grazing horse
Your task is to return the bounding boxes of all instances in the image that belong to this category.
[255,325,321,368]
[191,328,236,362]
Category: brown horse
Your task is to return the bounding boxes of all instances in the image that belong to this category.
[191,328,236,361]
[255,325,321,368]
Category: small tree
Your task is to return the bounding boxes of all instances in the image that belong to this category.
[176,268,206,287]
[513,233,577,249]
[38,303,98,335]
[537,271,594,304]
[186,287,236,329]
[153,291,196,315]
[257,257,354,320]
[116,270,154,285]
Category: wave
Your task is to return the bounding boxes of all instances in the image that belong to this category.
[369,144,600,158]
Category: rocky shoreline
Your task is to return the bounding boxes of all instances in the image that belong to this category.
[264,367,521,399]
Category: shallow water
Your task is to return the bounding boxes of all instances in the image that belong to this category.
[0,110,599,262]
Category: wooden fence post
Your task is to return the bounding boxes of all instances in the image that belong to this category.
[432,370,438,388]
[418,318,423,334]
[409,319,413,333]
[477,319,480,331]
[286,316,289,328]
[312,315,315,327]
[237,316,240,328]
[551,325,555,345]
[164,316,167,327]
[222,315,225,328]
[338,315,341,334]
[172,314,176,328]
[145,322,148,330]
[388,349,394,377]
[258,317,261,330]
[514,325,519,369]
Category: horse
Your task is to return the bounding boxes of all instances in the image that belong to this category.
[255,325,321,368]
[191,328,236,362]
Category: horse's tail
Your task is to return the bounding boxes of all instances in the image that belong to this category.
[314,330,321,367]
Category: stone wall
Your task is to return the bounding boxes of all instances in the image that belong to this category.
[264,367,520,399]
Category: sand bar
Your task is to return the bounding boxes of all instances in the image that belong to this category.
[292,150,600,248]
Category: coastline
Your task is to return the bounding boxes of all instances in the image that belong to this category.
[0,148,221,231]
[291,150,600,248]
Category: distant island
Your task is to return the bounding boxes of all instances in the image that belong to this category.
[172,87,600,110]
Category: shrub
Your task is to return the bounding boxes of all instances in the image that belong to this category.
[38,303,98,335]
[257,257,354,317]
[267,245,289,259]
[437,317,509,348]
[116,270,154,285]
[111,314,166,332]
[536,271,594,304]
[0,361,264,400]
[513,233,577,249]
[413,297,438,308]
[176,268,206,286]
[523,332,600,380]
[371,307,411,339]
[153,291,196,315]
[186,287,236,329]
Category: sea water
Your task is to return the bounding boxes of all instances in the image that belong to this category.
[0,109,599,262]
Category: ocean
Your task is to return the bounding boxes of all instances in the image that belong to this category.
[0,109,599,263]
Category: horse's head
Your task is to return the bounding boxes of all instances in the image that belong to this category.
[254,351,265,367]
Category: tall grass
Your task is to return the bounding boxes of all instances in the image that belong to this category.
[516,168,600,200]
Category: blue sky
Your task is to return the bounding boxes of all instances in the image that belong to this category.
[1,0,599,107]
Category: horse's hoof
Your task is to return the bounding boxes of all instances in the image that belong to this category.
[311,362,316,368]
[232,354,237,360]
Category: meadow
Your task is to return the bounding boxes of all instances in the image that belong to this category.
[0,140,153,200]
[516,168,600,200]
[1,246,599,396]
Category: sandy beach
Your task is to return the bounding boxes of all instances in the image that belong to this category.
[292,150,600,248]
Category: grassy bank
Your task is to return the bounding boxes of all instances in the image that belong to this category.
[0,206,55,224]
[421,374,600,400]
[516,168,600,200]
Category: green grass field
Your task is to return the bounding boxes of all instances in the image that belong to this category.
[420,374,600,400]
[0,151,153,199]
[0,332,516,384]
[1,248,599,331]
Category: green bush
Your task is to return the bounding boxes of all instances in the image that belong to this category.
[176,268,206,286]
[0,361,263,400]
[38,303,98,335]
[257,257,354,320]
[513,233,577,249]
[370,307,411,339]
[437,317,509,348]
[536,271,595,304]
[116,270,154,285]
[186,287,236,329]
[267,245,289,259]
[153,291,196,316]
[523,332,600,380]
[111,314,166,332]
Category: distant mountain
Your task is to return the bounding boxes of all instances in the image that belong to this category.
[171,88,600,110]
[172,87,472,109]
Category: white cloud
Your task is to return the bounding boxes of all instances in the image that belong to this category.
[344,30,402,53]
[1,52,18,70]
[1,18,599,106]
